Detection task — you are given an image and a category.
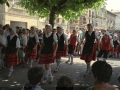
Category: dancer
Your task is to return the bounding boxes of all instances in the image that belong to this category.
[54,25,68,73]
[39,24,58,84]
[66,29,80,65]
[97,31,114,61]
[4,28,20,78]
[25,26,39,67]
[80,24,100,76]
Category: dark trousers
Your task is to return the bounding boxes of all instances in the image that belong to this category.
[97,49,109,59]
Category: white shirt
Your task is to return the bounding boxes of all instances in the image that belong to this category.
[6,35,20,48]
[57,33,68,45]
[29,33,39,43]
[4,29,10,37]
[42,32,58,44]
[0,34,7,51]
[22,34,28,46]
[0,35,7,46]
[81,31,98,41]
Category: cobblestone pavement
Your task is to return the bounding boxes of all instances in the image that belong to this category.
[0,57,120,90]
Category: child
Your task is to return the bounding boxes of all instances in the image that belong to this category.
[66,29,80,64]
[80,24,100,76]
[56,76,74,90]
[25,26,39,68]
[4,28,20,78]
[18,31,25,65]
[22,67,44,90]
[54,25,68,73]
[39,24,58,84]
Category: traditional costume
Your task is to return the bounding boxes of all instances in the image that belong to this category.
[66,30,80,64]
[39,24,58,84]
[4,28,20,77]
[25,27,39,67]
[80,24,99,76]
[97,32,114,61]
[54,25,68,72]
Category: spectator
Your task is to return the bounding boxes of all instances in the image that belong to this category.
[0,28,6,69]
[22,67,44,90]
[56,76,74,90]
[0,24,2,29]
[4,24,10,37]
[18,31,25,65]
[16,26,19,34]
[86,61,118,90]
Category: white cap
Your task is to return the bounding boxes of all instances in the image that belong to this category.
[46,24,52,30]
[57,25,63,29]
[104,31,110,36]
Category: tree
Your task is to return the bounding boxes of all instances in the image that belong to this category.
[18,0,104,27]
[0,0,9,7]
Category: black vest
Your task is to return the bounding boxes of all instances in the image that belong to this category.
[27,36,36,50]
[6,35,17,54]
[57,33,64,51]
[82,31,95,54]
[113,40,119,48]
[41,33,54,54]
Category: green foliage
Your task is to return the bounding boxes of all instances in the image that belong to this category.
[18,0,104,21]
[0,0,9,7]
[0,0,7,4]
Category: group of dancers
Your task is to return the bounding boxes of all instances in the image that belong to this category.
[0,23,120,84]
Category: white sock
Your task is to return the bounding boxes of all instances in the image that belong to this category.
[56,59,60,67]
[71,55,73,63]
[115,53,117,58]
[49,67,53,77]
[45,70,49,78]
[26,59,29,64]
[68,54,70,61]
[30,60,33,67]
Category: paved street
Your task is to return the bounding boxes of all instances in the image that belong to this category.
[0,57,120,90]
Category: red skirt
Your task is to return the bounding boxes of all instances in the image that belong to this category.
[39,53,55,64]
[4,53,18,66]
[25,49,37,60]
[114,46,119,53]
[80,43,97,63]
[56,45,67,57]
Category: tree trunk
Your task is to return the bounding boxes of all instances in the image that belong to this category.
[49,8,55,29]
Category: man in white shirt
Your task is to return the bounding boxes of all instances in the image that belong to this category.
[0,28,6,69]
[4,24,10,37]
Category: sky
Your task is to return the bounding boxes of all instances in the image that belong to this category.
[106,0,120,11]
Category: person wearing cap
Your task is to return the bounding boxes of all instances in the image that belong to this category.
[97,31,114,61]
[0,28,6,69]
[80,24,100,77]
[66,29,80,65]
[39,24,58,84]
[54,25,68,73]
[25,26,39,68]
[109,35,119,58]
[4,28,20,78]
